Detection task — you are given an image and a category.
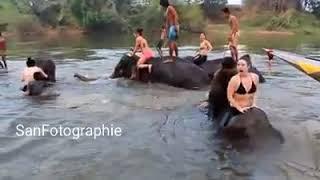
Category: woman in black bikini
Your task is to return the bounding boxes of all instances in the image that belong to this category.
[227,58,259,115]
[193,33,213,66]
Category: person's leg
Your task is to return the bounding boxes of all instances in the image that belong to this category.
[2,55,7,69]
[156,40,163,57]
[173,42,178,58]
[169,41,173,57]
[137,56,152,74]
[0,60,4,69]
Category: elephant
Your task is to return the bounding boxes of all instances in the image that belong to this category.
[75,54,212,90]
[24,57,56,96]
[208,55,284,145]
[74,53,266,90]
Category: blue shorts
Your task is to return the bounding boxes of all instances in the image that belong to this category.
[168,26,178,42]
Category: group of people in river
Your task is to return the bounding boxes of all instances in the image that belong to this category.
[128,0,240,77]
[0,0,258,118]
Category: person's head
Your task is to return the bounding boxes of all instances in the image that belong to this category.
[200,32,206,41]
[237,58,251,74]
[135,28,143,37]
[26,57,36,67]
[222,7,230,18]
[160,0,169,9]
[161,25,165,30]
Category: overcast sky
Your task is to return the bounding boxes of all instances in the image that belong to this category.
[228,0,242,5]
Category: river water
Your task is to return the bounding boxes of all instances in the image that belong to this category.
[0,34,320,180]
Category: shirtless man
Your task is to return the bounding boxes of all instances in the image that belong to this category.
[222,7,240,62]
[0,32,7,69]
[21,57,48,94]
[160,0,179,62]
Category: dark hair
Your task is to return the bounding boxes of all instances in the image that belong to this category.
[222,7,230,14]
[239,54,252,67]
[26,57,36,67]
[160,0,169,7]
[0,32,2,36]
[136,28,143,36]
[200,32,207,38]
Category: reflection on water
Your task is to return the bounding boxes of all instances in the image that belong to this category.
[0,35,320,180]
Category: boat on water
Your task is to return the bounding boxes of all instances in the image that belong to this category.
[263,48,320,82]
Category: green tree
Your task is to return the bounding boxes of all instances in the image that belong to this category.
[203,0,227,19]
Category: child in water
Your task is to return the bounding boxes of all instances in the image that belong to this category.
[156,25,166,57]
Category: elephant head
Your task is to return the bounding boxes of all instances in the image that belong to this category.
[110,54,139,79]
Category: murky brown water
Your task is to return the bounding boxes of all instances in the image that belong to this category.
[0,34,319,180]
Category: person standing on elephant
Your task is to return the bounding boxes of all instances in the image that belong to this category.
[156,25,166,57]
[160,0,179,62]
[227,58,259,115]
[0,32,7,69]
[21,57,48,92]
[222,7,240,62]
[130,28,154,80]
[193,32,213,66]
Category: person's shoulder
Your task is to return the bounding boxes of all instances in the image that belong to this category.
[229,74,239,83]
[168,5,176,11]
[250,73,259,81]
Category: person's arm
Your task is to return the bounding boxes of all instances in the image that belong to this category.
[251,73,259,107]
[21,70,25,82]
[37,67,48,78]
[227,76,244,113]
[132,38,140,55]
[206,40,213,52]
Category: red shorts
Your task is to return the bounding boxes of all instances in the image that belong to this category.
[142,48,154,60]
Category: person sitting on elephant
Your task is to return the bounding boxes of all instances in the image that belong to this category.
[130,28,154,80]
[21,57,48,92]
[227,58,259,115]
[193,32,213,66]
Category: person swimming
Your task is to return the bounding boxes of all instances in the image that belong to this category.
[222,7,240,62]
[130,28,154,80]
[193,32,213,66]
[160,0,179,62]
[21,57,48,93]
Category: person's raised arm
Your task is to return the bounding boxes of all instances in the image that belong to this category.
[227,76,243,113]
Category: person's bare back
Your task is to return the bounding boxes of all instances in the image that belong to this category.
[229,15,239,35]
[166,6,179,27]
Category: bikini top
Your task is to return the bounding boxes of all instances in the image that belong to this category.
[236,75,257,95]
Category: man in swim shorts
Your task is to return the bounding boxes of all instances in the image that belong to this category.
[160,0,179,62]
